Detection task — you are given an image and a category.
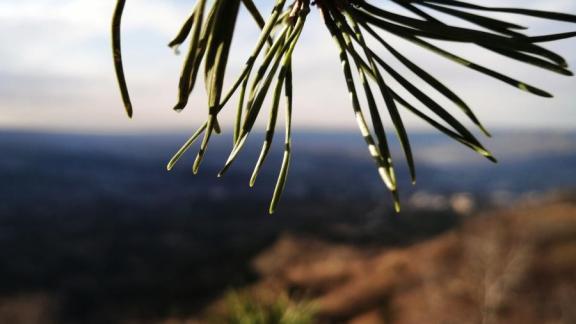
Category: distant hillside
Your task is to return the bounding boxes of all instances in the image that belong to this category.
[1,130,576,214]
[0,130,574,323]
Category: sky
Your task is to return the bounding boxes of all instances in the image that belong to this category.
[0,0,575,134]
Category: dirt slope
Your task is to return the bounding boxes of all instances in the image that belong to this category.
[206,195,576,323]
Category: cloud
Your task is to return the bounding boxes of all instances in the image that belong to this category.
[0,0,575,133]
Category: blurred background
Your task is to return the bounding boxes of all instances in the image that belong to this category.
[0,0,575,323]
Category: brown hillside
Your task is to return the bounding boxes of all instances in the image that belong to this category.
[206,195,576,324]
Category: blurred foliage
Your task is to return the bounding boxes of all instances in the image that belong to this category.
[217,291,315,324]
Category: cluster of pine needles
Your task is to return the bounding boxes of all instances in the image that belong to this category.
[112,0,576,213]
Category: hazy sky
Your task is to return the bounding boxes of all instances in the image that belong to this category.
[0,0,575,134]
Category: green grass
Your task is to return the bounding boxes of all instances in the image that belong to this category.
[219,291,315,324]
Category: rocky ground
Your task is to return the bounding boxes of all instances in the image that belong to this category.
[199,192,576,324]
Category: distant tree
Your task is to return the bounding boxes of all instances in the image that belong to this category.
[112,0,576,213]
